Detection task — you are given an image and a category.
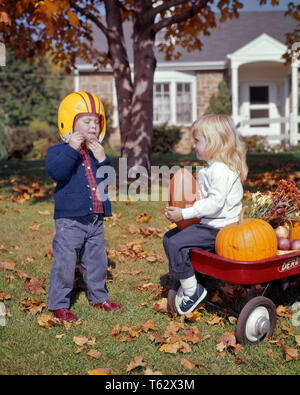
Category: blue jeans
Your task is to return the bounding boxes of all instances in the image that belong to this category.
[48,214,108,310]
[163,223,220,280]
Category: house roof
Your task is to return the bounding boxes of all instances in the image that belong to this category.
[76,11,296,68]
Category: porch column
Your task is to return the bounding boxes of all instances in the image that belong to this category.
[290,62,298,146]
[231,65,239,126]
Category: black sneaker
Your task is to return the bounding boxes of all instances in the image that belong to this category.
[176,284,207,315]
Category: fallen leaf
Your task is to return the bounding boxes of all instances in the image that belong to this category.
[181,357,204,370]
[73,335,89,346]
[24,277,46,294]
[159,341,191,354]
[144,367,163,375]
[138,319,157,333]
[37,314,63,329]
[136,213,152,224]
[87,349,101,359]
[29,220,40,231]
[38,210,51,216]
[20,296,45,315]
[276,305,293,318]
[285,345,298,361]
[0,259,15,271]
[152,298,168,314]
[88,367,115,375]
[0,291,11,300]
[126,355,147,372]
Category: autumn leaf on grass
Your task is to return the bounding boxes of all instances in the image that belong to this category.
[126,223,140,234]
[88,367,115,375]
[159,341,191,354]
[181,357,204,371]
[73,335,89,347]
[152,298,168,314]
[182,326,201,344]
[276,305,293,318]
[0,259,15,271]
[24,277,46,294]
[294,335,300,347]
[29,220,40,231]
[37,314,63,329]
[0,291,11,301]
[206,314,224,327]
[126,355,147,372]
[20,296,45,315]
[137,319,157,333]
[285,345,298,361]
[148,332,165,344]
[87,349,101,359]
[136,213,152,224]
[38,210,51,216]
[144,367,163,375]
[216,332,242,355]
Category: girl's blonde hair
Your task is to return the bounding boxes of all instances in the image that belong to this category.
[192,114,248,182]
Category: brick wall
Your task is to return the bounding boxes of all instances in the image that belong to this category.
[79,73,114,103]
[196,70,226,117]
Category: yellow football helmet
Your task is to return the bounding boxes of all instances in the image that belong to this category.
[58,91,106,143]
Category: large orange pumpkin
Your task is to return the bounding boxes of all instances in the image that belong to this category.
[215,214,278,261]
[168,168,201,230]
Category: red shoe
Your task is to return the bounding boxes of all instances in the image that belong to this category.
[93,300,123,312]
[52,308,78,323]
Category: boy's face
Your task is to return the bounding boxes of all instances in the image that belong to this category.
[73,113,101,142]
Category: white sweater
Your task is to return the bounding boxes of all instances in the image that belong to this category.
[181,160,243,228]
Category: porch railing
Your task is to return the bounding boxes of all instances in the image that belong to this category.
[236,115,300,145]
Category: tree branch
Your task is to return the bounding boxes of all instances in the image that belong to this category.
[150,0,187,18]
[69,0,109,37]
[153,0,211,33]
[113,0,137,14]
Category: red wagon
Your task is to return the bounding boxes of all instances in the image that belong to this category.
[167,249,300,345]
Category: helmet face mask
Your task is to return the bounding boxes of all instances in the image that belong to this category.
[58,91,106,143]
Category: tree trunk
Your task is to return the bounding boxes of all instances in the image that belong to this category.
[104,0,133,149]
[122,1,156,174]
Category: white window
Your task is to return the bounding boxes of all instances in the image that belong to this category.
[153,70,196,126]
[176,82,192,124]
[154,83,171,123]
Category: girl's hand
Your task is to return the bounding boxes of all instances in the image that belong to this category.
[165,206,183,223]
[69,131,86,151]
[88,139,106,162]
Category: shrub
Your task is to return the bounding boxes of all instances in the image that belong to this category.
[204,80,232,115]
[151,123,182,153]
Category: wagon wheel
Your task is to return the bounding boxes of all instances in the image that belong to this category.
[235,296,277,345]
[167,280,180,314]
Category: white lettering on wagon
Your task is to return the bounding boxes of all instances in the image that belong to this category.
[278,257,300,273]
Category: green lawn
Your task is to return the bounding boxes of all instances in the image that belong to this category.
[0,152,299,375]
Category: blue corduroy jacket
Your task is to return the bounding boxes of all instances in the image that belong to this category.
[46,143,113,219]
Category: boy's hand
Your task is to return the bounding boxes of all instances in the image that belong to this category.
[165,206,183,223]
[69,132,86,151]
[88,139,106,162]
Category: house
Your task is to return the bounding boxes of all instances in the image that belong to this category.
[74,11,300,153]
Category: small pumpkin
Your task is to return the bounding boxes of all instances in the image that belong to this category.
[215,209,277,261]
[291,220,300,240]
[168,168,201,230]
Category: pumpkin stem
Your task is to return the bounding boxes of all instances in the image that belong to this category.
[238,207,246,225]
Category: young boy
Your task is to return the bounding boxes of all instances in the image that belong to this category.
[46,91,122,322]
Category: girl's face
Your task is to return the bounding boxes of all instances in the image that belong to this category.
[193,131,207,161]
[74,114,100,141]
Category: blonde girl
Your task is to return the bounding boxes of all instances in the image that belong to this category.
[164,114,248,315]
